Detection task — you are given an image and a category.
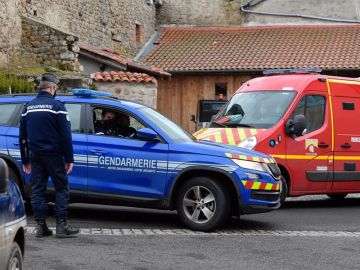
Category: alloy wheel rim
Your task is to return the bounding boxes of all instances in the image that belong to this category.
[10,256,20,270]
[183,185,216,224]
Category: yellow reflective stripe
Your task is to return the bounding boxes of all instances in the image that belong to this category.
[225,153,232,158]
[328,79,360,86]
[252,182,261,189]
[238,128,247,141]
[271,154,360,161]
[250,129,258,136]
[239,155,247,160]
[271,154,286,159]
[241,180,247,186]
[214,132,222,143]
[276,184,280,190]
[334,156,360,161]
[252,156,260,162]
[270,155,328,160]
[226,128,236,145]
[326,79,335,151]
[265,183,273,190]
[193,128,208,137]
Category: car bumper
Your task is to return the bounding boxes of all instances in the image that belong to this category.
[239,201,281,214]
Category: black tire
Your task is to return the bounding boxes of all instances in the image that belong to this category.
[8,166,30,213]
[6,242,23,270]
[327,193,348,200]
[279,176,288,205]
[176,176,230,232]
[8,167,22,195]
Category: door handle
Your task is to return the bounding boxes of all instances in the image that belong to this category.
[90,149,106,155]
[13,143,19,146]
[318,143,329,148]
[341,143,351,149]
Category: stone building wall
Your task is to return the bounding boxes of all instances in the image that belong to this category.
[157,0,360,26]
[0,0,23,67]
[95,82,157,108]
[21,17,82,71]
[0,0,157,67]
[156,0,246,26]
[20,0,157,57]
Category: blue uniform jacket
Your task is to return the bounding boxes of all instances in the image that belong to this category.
[19,91,74,164]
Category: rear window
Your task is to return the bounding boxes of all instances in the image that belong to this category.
[0,103,21,126]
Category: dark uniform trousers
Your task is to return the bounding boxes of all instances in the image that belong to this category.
[29,151,69,221]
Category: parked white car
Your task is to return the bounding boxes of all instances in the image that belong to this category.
[0,158,26,270]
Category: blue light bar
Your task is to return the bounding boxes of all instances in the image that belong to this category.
[72,89,113,97]
[263,68,322,75]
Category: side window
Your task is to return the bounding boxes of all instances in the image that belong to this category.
[0,104,21,126]
[65,103,83,133]
[291,95,326,134]
[92,107,145,140]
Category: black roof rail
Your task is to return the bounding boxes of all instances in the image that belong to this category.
[263,68,322,75]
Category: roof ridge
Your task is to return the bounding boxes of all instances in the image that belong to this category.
[160,24,360,31]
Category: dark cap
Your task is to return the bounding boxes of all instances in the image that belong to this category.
[41,73,58,84]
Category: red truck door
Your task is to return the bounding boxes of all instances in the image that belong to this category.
[329,79,360,192]
[285,92,333,194]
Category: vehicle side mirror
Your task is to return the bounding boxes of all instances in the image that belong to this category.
[137,128,159,142]
[285,114,306,137]
[0,158,8,194]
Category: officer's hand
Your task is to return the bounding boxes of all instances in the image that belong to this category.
[65,163,73,174]
[23,164,31,174]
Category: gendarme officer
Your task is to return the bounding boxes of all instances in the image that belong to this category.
[19,73,79,238]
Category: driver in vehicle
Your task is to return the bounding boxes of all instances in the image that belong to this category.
[94,110,118,136]
[116,113,137,138]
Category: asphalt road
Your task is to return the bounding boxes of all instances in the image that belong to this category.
[23,194,360,270]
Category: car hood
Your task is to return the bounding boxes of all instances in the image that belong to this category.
[193,127,266,146]
[176,138,274,164]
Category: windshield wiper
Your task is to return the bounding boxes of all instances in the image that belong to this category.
[209,121,227,127]
[225,123,254,128]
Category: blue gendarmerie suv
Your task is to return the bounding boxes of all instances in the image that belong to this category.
[0,89,281,231]
[0,158,26,270]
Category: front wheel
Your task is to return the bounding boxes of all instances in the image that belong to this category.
[176,177,230,232]
[6,242,23,270]
[327,193,348,200]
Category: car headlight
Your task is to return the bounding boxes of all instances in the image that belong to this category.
[238,136,257,150]
[231,158,268,173]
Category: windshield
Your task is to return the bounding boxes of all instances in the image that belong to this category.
[139,107,195,143]
[212,91,296,128]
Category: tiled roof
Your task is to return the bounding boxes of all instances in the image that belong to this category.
[92,71,157,84]
[143,25,360,72]
[79,43,171,77]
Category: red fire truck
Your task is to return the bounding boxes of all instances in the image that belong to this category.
[194,69,360,203]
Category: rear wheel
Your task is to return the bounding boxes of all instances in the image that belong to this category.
[176,176,230,232]
[8,166,30,212]
[6,242,23,270]
[327,193,348,200]
[8,166,23,196]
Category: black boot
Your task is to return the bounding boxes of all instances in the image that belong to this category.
[35,220,53,238]
[56,219,79,238]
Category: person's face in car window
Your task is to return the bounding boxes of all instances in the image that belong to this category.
[102,111,116,122]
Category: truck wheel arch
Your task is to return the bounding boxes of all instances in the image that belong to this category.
[278,164,291,195]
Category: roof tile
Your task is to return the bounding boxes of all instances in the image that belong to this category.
[143,25,360,72]
[80,43,171,77]
[93,71,157,84]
